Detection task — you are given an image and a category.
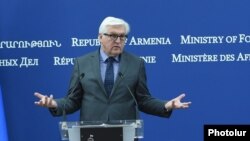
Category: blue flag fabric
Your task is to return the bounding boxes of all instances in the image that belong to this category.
[0,86,9,141]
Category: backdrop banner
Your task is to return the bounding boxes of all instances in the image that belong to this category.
[0,86,9,141]
[1,0,250,141]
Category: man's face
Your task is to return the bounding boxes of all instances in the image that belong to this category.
[99,25,127,57]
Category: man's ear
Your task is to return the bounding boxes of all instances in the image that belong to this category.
[97,34,101,44]
[98,33,102,40]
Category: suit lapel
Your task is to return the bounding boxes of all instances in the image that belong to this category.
[90,50,107,96]
[110,52,129,97]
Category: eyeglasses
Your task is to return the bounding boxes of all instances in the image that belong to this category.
[103,33,128,41]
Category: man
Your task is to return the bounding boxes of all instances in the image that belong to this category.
[34,16,191,121]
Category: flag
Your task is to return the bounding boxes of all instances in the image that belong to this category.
[0,86,9,141]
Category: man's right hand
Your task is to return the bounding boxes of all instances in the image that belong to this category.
[34,92,58,108]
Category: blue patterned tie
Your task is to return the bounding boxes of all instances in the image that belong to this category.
[104,57,115,96]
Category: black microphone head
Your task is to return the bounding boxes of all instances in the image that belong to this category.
[118,72,123,78]
[80,73,85,79]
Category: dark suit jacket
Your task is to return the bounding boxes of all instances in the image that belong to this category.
[50,49,171,121]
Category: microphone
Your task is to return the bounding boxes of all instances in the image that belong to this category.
[118,72,140,119]
[62,73,85,122]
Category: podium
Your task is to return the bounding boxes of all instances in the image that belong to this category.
[59,120,144,141]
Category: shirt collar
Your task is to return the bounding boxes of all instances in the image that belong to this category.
[100,48,120,63]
